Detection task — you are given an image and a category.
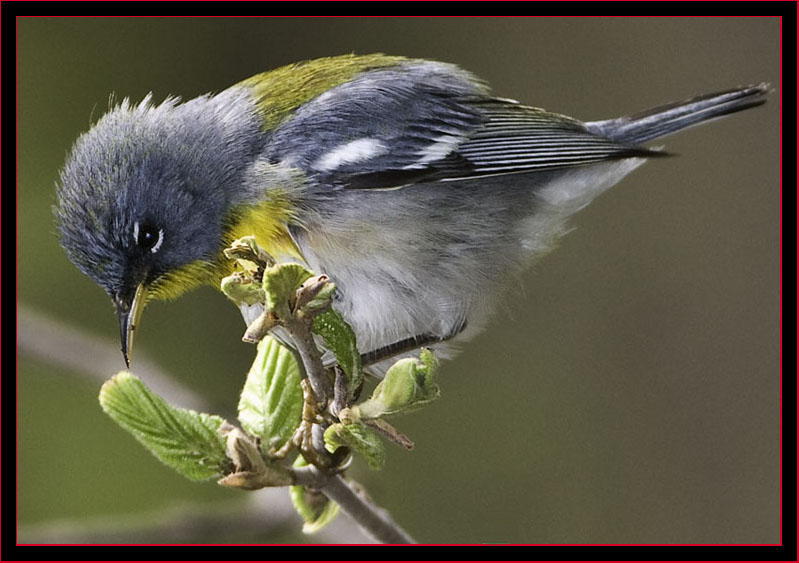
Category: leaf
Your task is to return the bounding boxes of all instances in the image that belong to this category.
[262,262,314,318]
[324,422,385,470]
[312,309,363,397]
[99,372,230,481]
[237,336,303,451]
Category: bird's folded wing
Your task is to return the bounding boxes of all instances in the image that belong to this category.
[262,65,659,190]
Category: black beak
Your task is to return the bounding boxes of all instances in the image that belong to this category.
[115,283,147,368]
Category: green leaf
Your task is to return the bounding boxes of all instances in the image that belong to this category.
[238,336,303,451]
[99,372,230,481]
[324,422,385,470]
[312,309,363,396]
[262,262,314,318]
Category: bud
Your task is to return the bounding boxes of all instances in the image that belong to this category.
[356,349,440,420]
[221,271,265,307]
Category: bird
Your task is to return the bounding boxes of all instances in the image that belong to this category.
[54,53,769,371]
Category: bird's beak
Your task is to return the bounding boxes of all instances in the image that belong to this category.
[115,283,147,368]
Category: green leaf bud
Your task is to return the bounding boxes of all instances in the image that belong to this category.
[356,349,440,420]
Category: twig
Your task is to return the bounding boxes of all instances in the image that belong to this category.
[284,316,331,406]
[225,251,416,543]
[274,287,416,543]
[293,466,416,544]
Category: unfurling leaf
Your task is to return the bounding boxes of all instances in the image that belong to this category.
[324,422,385,470]
[262,263,314,318]
[238,336,303,452]
[99,372,230,481]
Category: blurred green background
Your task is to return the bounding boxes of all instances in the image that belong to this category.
[17,17,780,544]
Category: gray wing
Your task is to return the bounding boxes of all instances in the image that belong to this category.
[262,61,659,190]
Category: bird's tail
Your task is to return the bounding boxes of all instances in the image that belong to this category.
[587,83,770,146]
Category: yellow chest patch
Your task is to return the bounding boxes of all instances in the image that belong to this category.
[146,194,303,303]
[225,196,303,262]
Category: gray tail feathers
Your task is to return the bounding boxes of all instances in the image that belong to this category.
[587,83,770,146]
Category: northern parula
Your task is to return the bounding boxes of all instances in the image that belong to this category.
[54,54,768,369]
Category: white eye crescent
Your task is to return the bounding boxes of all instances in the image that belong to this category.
[133,221,164,254]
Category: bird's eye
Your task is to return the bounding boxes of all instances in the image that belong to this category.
[133,220,164,254]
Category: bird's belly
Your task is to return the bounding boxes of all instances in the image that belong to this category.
[293,160,645,363]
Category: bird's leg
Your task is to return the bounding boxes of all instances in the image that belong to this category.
[330,366,351,416]
[296,378,334,469]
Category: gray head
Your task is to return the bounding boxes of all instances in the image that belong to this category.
[55,92,262,362]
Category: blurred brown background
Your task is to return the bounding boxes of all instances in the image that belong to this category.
[17,17,780,544]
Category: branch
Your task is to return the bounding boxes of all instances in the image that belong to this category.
[257,306,417,542]
[284,314,332,407]
[293,466,415,544]
[91,238,426,543]
[222,253,417,543]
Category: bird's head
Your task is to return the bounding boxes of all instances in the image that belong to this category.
[55,94,260,365]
